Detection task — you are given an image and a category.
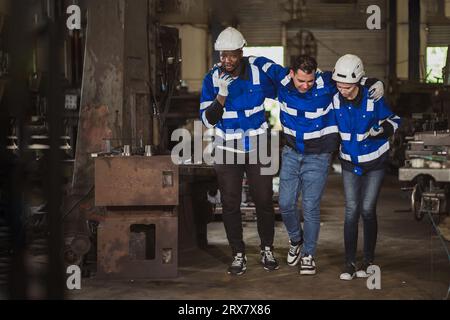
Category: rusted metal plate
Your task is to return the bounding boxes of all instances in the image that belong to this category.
[95,155,179,206]
[73,104,113,195]
[97,210,177,279]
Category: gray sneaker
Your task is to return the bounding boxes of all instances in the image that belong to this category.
[260,246,280,271]
[227,253,247,276]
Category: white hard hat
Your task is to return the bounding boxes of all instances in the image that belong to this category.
[214,27,247,51]
[332,54,365,83]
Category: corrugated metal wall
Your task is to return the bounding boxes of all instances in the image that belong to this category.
[286,0,383,28]
[286,29,387,81]
[236,0,283,46]
[236,0,388,80]
[425,0,450,46]
[427,25,450,46]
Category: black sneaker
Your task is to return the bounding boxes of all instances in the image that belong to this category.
[356,262,373,278]
[339,263,356,281]
[299,254,316,275]
[260,246,280,271]
[287,240,302,266]
[227,253,247,276]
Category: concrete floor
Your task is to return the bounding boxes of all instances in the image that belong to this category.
[69,172,449,300]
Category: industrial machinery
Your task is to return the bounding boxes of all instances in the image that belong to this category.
[399,131,450,221]
[90,143,216,278]
[94,154,179,278]
[0,1,216,293]
[399,130,450,300]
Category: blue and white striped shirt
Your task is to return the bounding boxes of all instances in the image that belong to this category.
[200,56,276,152]
[254,57,339,154]
[332,88,401,173]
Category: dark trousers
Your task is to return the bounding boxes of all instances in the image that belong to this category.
[214,159,275,255]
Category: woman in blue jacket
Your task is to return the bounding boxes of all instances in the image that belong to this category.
[331,54,401,280]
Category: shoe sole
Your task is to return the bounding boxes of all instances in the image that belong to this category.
[299,269,316,275]
[339,274,355,281]
[356,271,369,278]
[228,271,245,276]
[227,267,247,276]
[263,265,280,271]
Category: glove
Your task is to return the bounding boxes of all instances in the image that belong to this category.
[369,124,384,137]
[217,73,234,97]
[368,81,384,101]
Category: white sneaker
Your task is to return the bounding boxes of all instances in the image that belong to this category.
[299,254,316,275]
[287,241,302,266]
[339,263,356,281]
[356,262,373,278]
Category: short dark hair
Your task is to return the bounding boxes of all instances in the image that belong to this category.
[290,55,318,74]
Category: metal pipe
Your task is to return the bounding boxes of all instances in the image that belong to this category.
[388,0,397,81]
[46,0,65,299]
[408,0,420,81]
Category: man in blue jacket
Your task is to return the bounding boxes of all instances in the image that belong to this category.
[255,55,384,275]
[331,54,401,280]
[200,27,279,276]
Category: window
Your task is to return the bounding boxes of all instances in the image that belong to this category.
[243,46,284,65]
[426,46,448,83]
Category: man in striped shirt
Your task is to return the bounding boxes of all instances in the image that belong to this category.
[200,27,280,276]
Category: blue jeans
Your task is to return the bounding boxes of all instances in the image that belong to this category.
[279,146,331,256]
[342,168,385,265]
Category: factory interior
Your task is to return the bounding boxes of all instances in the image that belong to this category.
[0,0,449,303]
